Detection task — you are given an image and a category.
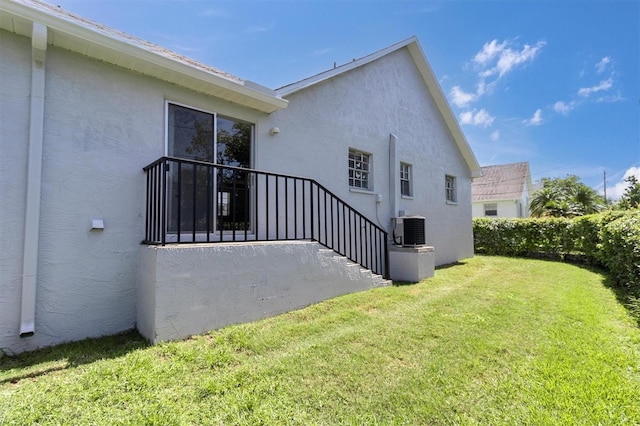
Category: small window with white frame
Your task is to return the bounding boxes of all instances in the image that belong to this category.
[484,203,498,217]
[445,174,457,203]
[400,162,412,197]
[348,149,371,190]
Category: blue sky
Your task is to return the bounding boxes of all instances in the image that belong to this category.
[55,0,640,199]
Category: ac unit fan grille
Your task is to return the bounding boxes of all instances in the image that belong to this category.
[403,218,425,246]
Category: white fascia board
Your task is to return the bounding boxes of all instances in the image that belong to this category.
[2,0,288,113]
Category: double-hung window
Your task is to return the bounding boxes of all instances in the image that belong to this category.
[484,203,498,216]
[348,149,371,190]
[445,175,457,203]
[400,162,412,197]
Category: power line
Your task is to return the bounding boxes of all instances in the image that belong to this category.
[603,170,607,204]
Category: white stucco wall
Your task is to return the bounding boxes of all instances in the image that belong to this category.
[138,241,389,343]
[0,30,268,354]
[259,48,474,265]
[472,199,526,218]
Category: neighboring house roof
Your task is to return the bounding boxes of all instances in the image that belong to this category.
[472,162,531,202]
[0,0,288,113]
[276,36,482,178]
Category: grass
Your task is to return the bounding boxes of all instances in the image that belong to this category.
[1,256,639,425]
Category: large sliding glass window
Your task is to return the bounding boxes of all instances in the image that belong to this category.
[166,103,253,238]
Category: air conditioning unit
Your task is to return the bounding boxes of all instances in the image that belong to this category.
[392,216,426,247]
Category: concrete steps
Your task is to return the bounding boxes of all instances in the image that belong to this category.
[317,248,392,288]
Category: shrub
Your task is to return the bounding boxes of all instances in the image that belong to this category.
[473,217,575,258]
[599,211,640,292]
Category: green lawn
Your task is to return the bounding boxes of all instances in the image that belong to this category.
[2,256,639,425]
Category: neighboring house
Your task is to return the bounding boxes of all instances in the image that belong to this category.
[472,162,533,218]
[1,0,481,353]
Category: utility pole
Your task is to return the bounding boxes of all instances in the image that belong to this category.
[603,169,607,204]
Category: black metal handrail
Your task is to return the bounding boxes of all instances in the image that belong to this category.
[143,156,389,278]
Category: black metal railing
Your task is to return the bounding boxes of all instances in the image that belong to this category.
[143,156,389,278]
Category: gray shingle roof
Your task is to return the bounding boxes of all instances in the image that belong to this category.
[472,162,530,202]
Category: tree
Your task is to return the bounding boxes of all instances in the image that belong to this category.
[617,175,640,210]
[529,175,605,218]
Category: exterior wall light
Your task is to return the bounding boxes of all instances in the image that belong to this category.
[91,219,105,230]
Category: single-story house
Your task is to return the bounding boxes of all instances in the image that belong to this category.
[0,0,481,354]
[472,162,533,218]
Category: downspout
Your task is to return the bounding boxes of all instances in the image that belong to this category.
[389,133,398,218]
[20,22,47,337]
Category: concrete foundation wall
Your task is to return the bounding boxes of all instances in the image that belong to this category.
[137,241,390,343]
[389,246,435,283]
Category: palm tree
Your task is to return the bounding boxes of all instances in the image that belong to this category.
[530,176,605,218]
[530,186,561,217]
[572,185,605,215]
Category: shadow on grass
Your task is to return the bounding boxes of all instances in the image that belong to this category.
[392,261,469,286]
[392,281,415,287]
[596,271,640,328]
[545,259,640,328]
[435,261,467,270]
[479,253,640,328]
[0,330,149,384]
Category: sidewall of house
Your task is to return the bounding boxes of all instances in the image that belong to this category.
[259,49,473,265]
[0,31,267,353]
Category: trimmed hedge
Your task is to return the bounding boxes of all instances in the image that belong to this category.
[473,211,640,292]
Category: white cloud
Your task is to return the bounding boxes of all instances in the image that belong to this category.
[595,56,611,74]
[476,39,546,78]
[449,38,543,110]
[449,81,497,108]
[459,109,495,128]
[523,109,543,126]
[473,39,507,66]
[597,92,625,103]
[459,111,474,124]
[450,86,476,108]
[608,167,640,200]
[553,101,573,115]
[490,130,500,141]
[476,80,487,96]
[578,78,613,97]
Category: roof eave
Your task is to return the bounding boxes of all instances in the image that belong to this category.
[1,0,288,114]
[473,196,524,203]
